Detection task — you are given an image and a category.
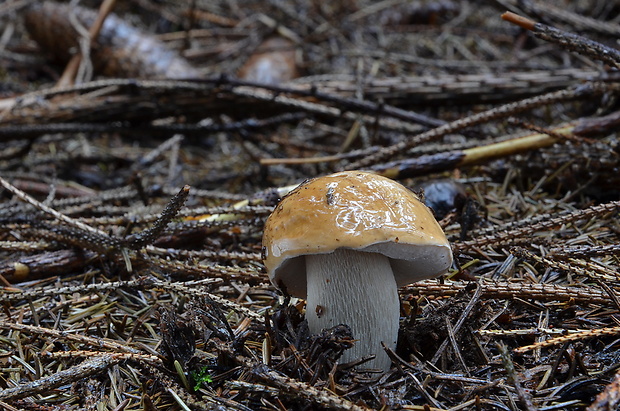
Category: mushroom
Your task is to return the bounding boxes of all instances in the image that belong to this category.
[262,171,452,371]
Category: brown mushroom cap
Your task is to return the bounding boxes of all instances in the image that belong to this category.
[262,171,453,298]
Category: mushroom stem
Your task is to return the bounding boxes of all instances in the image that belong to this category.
[305,248,400,371]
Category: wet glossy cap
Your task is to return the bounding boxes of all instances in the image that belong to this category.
[262,171,453,298]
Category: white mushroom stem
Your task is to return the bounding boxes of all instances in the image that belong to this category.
[305,248,400,371]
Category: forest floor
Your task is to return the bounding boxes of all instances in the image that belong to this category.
[0,0,619,410]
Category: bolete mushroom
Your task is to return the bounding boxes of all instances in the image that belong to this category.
[262,171,452,371]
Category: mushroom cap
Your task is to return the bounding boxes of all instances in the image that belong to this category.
[262,171,453,298]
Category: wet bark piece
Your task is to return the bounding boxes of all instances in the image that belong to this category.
[23,1,201,79]
[0,249,94,283]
